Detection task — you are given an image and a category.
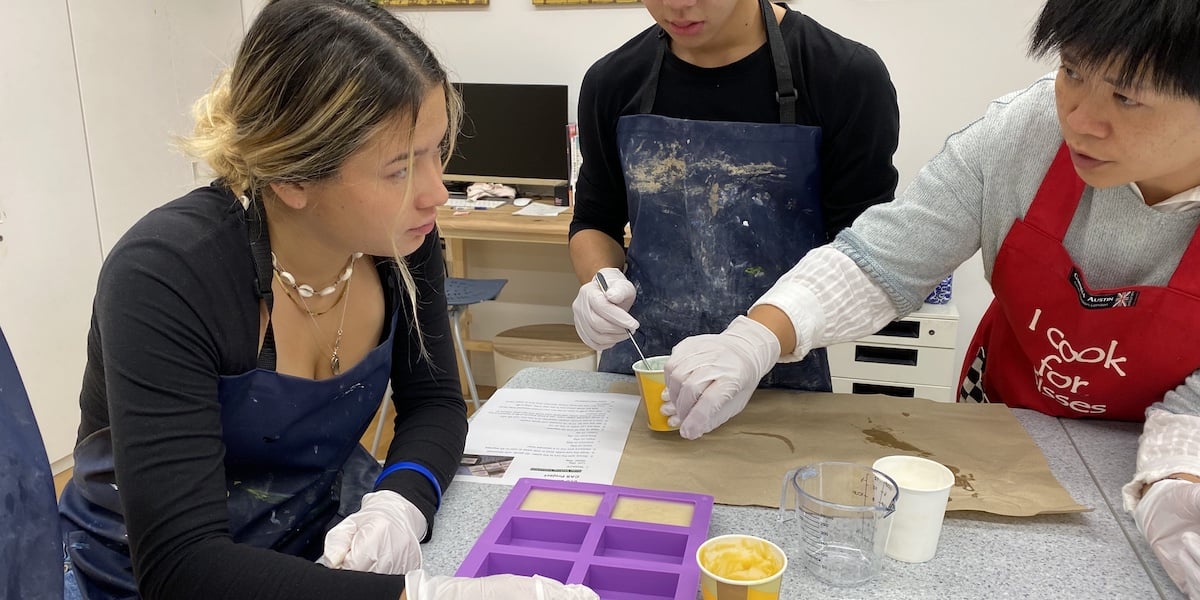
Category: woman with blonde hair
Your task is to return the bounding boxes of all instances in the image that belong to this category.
[58,1,596,599]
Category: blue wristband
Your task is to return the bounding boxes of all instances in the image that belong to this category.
[375,461,442,510]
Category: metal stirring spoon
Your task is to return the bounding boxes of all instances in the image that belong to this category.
[594,271,650,368]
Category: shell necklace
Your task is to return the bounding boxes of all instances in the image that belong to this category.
[272,251,363,375]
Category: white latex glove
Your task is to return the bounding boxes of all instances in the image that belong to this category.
[571,267,639,351]
[662,315,780,440]
[1134,478,1200,597]
[403,569,599,600]
[317,490,426,575]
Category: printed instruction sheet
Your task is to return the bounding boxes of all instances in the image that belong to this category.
[456,388,639,485]
[512,203,570,217]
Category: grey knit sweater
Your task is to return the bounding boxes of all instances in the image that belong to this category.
[831,73,1200,417]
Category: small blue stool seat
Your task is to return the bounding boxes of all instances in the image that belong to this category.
[445,277,508,310]
[445,278,507,410]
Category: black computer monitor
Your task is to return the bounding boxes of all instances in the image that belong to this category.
[444,82,570,187]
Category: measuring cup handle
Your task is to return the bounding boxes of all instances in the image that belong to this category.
[874,470,900,518]
[778,467,801,522]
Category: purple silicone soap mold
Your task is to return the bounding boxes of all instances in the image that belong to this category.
[472,552,574,580]
[584,564,680,599]
[595,526,688,564]
[496,516,590,552]
[457,478,714,600]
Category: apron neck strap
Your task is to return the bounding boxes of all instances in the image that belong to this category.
[1167,216,1200,294]
[244,193,278,371]
[639,32,668,115]
[1026,144,1200,295]
[760,0,797,124]
[1023,143,1087,240]
[640,0,798,124]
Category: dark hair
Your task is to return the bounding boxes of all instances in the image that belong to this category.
[1030,0,1200,101]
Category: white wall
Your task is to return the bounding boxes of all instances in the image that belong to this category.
[1,2,104,468]
[71,1,244,253]
[2,1,243,467]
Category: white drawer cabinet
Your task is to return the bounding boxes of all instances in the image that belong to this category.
[830,377,956,403]
[826,303,960,403]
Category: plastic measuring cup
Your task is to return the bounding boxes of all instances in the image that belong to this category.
[778,462,898,586]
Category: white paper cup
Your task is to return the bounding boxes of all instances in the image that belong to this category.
[871,455,955,563]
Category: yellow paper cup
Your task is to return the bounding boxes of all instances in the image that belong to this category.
[632,356,676,432]
[697,534,787,600]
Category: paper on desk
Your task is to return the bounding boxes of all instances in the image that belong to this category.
[611,384,1089,516]
[512,203,569,217]
[456,388,639,485]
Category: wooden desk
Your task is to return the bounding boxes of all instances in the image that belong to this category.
[436,203,573,280]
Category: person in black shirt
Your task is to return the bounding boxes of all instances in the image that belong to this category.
[569,0,899,395]
[58,1,598,599]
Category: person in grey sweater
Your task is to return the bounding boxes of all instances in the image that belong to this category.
[660,0,1200,595]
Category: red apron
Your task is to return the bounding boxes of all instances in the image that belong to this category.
[959,144,1200,421]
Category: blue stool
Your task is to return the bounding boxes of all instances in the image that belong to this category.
[370,277,507,457]
[445,277,508,410]
[0,326,64,600]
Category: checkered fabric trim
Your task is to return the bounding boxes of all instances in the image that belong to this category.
[959,346,989,403]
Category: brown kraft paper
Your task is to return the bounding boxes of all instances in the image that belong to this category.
[610,383,1088,516]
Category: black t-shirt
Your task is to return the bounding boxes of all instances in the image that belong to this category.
[571,9,900,244]
[73,185,466,599]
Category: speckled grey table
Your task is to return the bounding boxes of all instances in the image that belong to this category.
[1061,419,1184,599]
[421,368,1170,599]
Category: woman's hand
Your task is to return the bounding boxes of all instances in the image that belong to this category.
[662,316,780,439]
[1135,478,1200,596]
[403,569,599,600]
[318,490,425,574]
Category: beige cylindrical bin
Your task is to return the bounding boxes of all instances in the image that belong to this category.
[492,324,597,386]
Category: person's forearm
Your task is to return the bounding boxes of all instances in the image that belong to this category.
[1142,472,1200,496]
[569,230,626,284]
[747,304,797,357]
[1123,406,1200,509]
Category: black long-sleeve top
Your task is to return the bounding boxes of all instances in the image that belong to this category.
[570,8,901,244]
[72,184,467,599]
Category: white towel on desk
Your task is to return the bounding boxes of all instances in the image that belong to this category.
[466,182,516,201]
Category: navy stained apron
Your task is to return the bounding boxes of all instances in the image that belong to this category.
[59,200,391,599]
[0,327,63,600]
[599,0,831,391]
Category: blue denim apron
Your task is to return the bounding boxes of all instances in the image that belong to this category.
[60,200,392,599]
[598,0,831,391]
[0,327,63,600]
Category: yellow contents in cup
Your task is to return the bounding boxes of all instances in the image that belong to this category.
[699,536,784,581]
[632,356,676,432]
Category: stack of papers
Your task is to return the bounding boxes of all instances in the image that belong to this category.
[513,203,570,217]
